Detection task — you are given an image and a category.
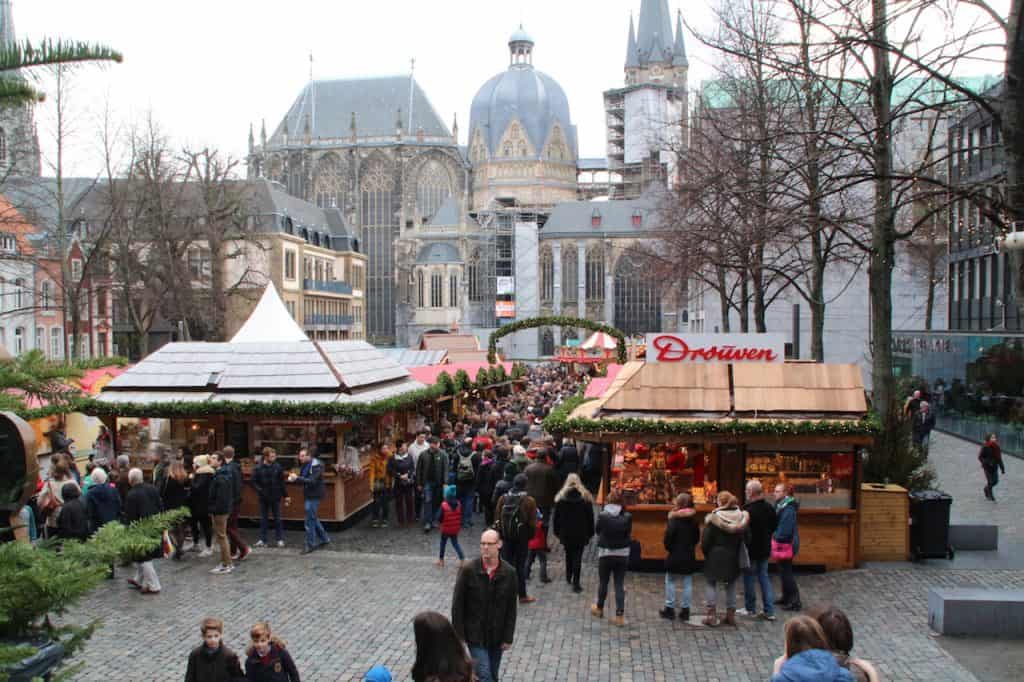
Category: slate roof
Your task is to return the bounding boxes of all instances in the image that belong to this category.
[1,177,99,232]
[250,178,353,246]
[319,341,410,388]
[271,76,451,143]
[416,242,461,264]
[379,349,449,367]
[428,196,461,227]
[540,195,661,238]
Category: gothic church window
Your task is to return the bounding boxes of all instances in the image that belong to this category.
[541,328,555,356]
[540,245,553,304]
[586,245,605,302]
[430,271,443,308]
[449,273,458,308]
[360,161,397,341]
[614,255,662,335]
[416,160,452,221]
[416,270,425,308]
[315,155,346,209]
[562,246,578,304]
[468,249,484,302]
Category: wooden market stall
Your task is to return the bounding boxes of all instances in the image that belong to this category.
[87,285,432,524]
[561,361,875,570]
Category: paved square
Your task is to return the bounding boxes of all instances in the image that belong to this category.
[62,431,1022,681]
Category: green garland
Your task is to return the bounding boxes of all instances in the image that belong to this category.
[544,393,881,438]
[488,316,628,364]
[71,356,130,370]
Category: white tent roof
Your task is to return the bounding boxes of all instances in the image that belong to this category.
[230,283,308,343]
[581,331,618,350]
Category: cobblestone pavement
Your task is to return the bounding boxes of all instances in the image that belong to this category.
[63,432,1021,681]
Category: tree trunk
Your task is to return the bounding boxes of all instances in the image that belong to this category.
[752,247,767,333]
[869,0,897,421]
[739,274,751,332]
[1005,1,1024,301]
[924,242,937,331]
[717,265,731,333]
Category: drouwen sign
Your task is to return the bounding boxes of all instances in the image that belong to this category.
[646,333,786,364]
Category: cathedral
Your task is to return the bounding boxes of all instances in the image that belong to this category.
[247,1,691,351]
[0,0,42,178]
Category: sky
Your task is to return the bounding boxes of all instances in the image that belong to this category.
[16,0,718,178]
[15,0,1008,179]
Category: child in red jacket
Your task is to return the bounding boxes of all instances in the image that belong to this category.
[526,508,550,582]
[436,485,465,567]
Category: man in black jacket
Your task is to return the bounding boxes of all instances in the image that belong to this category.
[123,468,163,594]
[416,437,449,533]
[739,479,777,620]
[290,447,330,554]
[251,447,289,548]
[452,528,518,682]
[208,452,236,575]
[221,446,250,562]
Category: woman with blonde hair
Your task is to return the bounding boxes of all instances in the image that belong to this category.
[161,460,190,560]
[553,473,595,593]
[700,490,750,627]
[771,614,854,681]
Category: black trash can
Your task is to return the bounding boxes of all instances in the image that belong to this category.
[908,490,954,561]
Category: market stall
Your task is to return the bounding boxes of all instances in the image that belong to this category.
[87,285,433,524]
[554,358,875,570]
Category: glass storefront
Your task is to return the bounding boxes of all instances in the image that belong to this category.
[893,331,1024,455]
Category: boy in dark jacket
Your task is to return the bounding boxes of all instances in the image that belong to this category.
[244,621,300,682]
[661,493,699,621]
[185,617,244,682]
[56,482,89,542]
[252,447,289,548]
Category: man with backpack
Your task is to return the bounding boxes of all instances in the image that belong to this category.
[493,473,538,604]
[455,438,481,529]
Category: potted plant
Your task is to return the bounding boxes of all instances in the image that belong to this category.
[0,508,189,681]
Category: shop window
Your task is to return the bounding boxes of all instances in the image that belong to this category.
[609,442,715,505]
[746,451,854,509]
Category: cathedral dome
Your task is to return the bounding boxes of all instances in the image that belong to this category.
[469,29,577,162]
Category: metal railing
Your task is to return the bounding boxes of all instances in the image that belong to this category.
[303,314,355,327]
[303,279,353,295]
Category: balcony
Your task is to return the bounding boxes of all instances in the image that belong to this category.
[303,279,353,295]
[303,314,355,328]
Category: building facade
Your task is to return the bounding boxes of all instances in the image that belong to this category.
[0,1,41,179]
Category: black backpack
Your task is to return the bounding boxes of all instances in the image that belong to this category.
[499,491,527,541]
[457,453,475,482]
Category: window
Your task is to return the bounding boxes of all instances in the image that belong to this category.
[14,327,24,354]
[80,336,89,360]
[35,327,43,352]
[747,451,854,509]
[430,271,443,308]
[562,246,578,304]
[49,327,61,359]
[285,300,296,319]
[303,256,313,280]
[0,233,15,253]
[284,250,297,280]
[467,250,484,302]
[13,278,25,310]
[359,159,397,341]
[416,160,452,221]
[96,288,108,317]
[539,246,553,304]
[586,245,605,302]
[416,270,425,308]
[71,259,83,282]
[449,273,458,308]
[315,155,345,209]
[614,254,662,335]
[40,280,53,308]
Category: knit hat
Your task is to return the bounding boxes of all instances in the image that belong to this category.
[513,473,528,491]
[444,484,457,501]
[363,665,392,682]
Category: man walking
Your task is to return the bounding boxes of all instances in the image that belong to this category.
[416,436,448,533]
[738,479,777,621]
[290,448,330,553]
[208,451,235,574]
[123,468,163,593]
[524,447,560,583]
[452,528,518,682]
[221,446,251,561]
[251,447,289,547]
[979,433,1007,500]
[912,401,936,453]
[408,432,431,522]
[494,473,538,604]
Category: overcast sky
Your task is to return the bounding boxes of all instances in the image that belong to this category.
[16,0,1006,178]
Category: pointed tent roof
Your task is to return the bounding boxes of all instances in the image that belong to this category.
[636,0,674,66]
[580,331,619,350]
[231,283,308,343]
[625,14,640,69]
[673,11,688,67]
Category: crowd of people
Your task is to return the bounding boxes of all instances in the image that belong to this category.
[23,363,884,681]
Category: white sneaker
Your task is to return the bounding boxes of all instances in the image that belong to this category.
[276,540,285,548]
[209,564,233,575]
[735,608,756,617]
[199,548,212,558]
[254,540,267,548]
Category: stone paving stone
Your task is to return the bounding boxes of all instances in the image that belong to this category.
[60,431,1019,681]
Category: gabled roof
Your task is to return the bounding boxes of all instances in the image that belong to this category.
[270,76,451,143]
[540,195,660,238]
[417,242,461,264]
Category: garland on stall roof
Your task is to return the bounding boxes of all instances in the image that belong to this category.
[488,316,629,364]
[544,392,882,438]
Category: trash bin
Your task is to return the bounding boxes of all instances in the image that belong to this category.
[908,490,954,561]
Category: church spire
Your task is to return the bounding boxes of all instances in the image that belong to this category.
[625,13,639,69]
[636,0,674,66]
[673,9,688,67]
[248,123,254,153]
[260,119,267,146]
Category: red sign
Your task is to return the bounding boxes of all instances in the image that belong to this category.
[831,452,854,478]
[646,333,784,363]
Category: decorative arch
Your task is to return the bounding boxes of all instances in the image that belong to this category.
[487,316,627,364]
[498,119,533,158]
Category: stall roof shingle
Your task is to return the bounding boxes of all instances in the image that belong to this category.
[732,363,866,414]
[602,363,731,413]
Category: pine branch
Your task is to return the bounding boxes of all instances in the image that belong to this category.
[0,39,122,73]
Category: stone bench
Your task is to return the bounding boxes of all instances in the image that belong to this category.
[928,588,1024,637]
[948,524,999,551]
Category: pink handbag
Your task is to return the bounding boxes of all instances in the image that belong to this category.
[771,538,794,561]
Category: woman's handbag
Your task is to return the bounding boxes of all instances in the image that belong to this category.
[770,538,794,561]
[738,541,751,570]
